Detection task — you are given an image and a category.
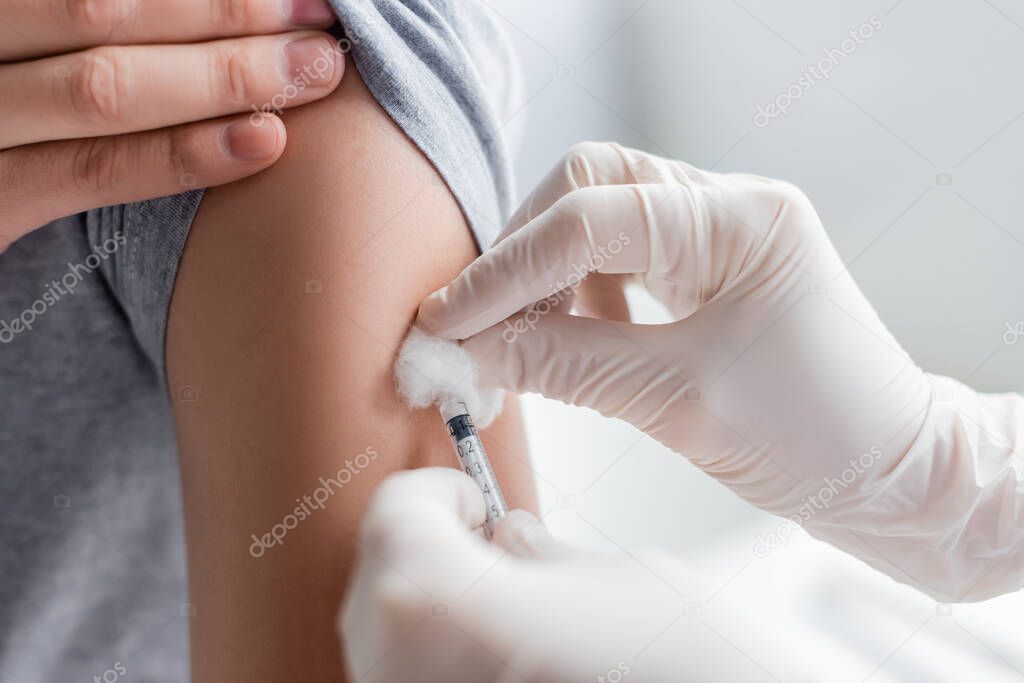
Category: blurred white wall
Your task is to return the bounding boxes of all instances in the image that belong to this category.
[487,1,1024,680]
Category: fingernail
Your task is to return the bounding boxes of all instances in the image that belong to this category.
[283,36,338,86]
[286,0,335,26]
[223,119,280,161]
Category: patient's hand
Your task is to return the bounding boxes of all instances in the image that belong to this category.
[165,61,536,681]
[0,0,341,251]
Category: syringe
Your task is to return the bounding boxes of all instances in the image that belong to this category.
[440,398,508,538]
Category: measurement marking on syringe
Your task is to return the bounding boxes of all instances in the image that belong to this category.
[442,402,508,537]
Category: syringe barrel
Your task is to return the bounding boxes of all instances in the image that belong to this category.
[440,399,508,538]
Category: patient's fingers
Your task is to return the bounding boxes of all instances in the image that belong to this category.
[0,114,285,249]
[0,31,344,148]
[0,0,337,60]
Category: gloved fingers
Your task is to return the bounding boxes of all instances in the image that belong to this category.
[418,182,687,340]
[359,468,487,563]
[462,312,690,426]
[533,273,631,322]
[499,141,642,241]
[479,143,638,348]
[499,142,706,242]
[573,273,632,322]
[341,469,505,677]
[515,270,632,321]
[492,510,579,560]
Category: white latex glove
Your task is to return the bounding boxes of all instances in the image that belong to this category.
[417,142,1024,602]
[340,468,804,683]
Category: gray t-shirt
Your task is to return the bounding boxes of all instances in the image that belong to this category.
[0,2,518,680]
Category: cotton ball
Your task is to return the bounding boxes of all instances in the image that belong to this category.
[472,387,505,430]
[394,327,504,428]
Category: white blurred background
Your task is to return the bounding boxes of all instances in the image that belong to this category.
[488,1,1024,680]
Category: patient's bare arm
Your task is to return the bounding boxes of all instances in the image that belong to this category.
[165,66,536,682]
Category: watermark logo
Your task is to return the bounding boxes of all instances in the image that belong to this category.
[249,447,379,557]
[93,661,126,683]
[754,16,883,128]
[597,660,631,683]
[1003,321,1023,346]
[753,446,882,558]
[501,230,632,343]
[0,231,126,343]
[250,37,354,126]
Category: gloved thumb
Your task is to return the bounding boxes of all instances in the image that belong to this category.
[360,468,486,563]
[463,311,691,428]
[492,510,578,560]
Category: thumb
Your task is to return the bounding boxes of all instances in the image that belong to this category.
[463,312,693,428]
[360,468,486,563]
[492,510,579,560]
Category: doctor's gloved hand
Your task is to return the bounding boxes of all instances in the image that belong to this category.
[417,142,1024,602]
[340,468,794,683]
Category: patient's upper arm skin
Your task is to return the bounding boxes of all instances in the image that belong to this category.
[165,66,536,682]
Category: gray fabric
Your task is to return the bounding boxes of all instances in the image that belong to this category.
[335,0,520,246]
[0,2,518,680]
